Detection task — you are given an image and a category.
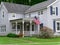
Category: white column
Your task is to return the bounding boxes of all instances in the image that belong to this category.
[22,21,24,37]
[16,22,17,34]
[30,21,32,36]
[38,24,40,35]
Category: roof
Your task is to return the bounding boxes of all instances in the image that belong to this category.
[3,2,30,14]
[25,0,56,13]
[10,17,33,21]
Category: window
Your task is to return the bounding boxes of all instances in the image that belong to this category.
[3,12,4,18]
[50,6,56,15]
[12,23,16,29]
[24,22,30,31]
[17,23,20,29]
[12,14,15,17]
[38,12,40,15]
[17,23,22,31]
[57,22,60,30]
[32,24,34,31]
[41,11,43,14]
[52,8,55,14]
[40,23,43,29]
[1,25,6,32]
[29,13,31,17]
[17,23,21,29]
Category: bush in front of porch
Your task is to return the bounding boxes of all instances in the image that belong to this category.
[7,33,19,38]
[39,26,54,38]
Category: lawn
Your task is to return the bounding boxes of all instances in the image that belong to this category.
[0,37,60,45]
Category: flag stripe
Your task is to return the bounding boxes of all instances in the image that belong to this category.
[33,19,40,25]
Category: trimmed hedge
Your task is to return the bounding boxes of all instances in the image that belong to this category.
[7,33,19,38]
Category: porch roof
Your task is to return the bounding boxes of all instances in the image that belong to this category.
[10,18,34,22]
[54,18,60,21]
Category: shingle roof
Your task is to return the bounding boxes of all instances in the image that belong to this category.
[2,0,56,14]
[3,2,30,14]
[25,0,56,13]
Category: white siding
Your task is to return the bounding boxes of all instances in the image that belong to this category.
[0,2,9,35]
[47,0,60,30]
[8,13,24,20]
[29,9,47,26]
[31,12,38,17]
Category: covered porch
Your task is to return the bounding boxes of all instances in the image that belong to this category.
[10,18,40,37]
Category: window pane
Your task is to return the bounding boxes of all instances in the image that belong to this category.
[3,12,4,18]
[41,11,43,14]
[32,24,34,31]
[57,23,60,30]
[38,12,40,15]
[59,23,60,30]
[57,23,59,30]
[17,25,20,29]
[27,24,30,31]
[12,23,16,29]
[52,8,55,14]
[1,26,6,32]
[24,22,30,31]
[12,15,15,17]
[17,23,20,29]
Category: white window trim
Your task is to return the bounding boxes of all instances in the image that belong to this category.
[56,21,60,32]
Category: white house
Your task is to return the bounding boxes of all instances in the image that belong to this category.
[0,0,60,37]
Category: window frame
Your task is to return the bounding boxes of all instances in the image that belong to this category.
[38,11,40,15]
[52,7,56,15]
[0,25,6,32]
[2,12,4,18]
[12,23,16,29]
[56,21,60,32]
[12,14,15,17]
[41,10,43,15]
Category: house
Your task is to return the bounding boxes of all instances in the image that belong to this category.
[0,0,59,37]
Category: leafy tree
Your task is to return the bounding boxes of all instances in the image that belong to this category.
[0,0,47,5]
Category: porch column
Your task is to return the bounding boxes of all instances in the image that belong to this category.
[30,21,32,36]
[38,24,40,35]
[22,20,24,37]
[16,22,17,34]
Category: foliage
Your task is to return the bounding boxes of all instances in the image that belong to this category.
[0,37,60,45]
[18,33,23,37]
[0,0,47,5]
[39,26,54,38]
[7,33,19,38]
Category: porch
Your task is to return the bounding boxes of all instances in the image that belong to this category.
[10,18,40,37]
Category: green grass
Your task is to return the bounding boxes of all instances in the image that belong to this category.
[0,37,60,45]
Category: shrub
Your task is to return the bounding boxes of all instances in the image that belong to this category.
[39,26,54,38]
[18,33,23,37]
[7,33,19,38]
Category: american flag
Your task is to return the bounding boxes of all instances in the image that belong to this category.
[33,16,40,25]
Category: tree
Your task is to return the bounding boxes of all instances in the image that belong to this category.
[0,0,47,5]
